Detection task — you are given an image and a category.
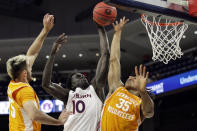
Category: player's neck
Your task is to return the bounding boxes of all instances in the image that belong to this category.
[81,85,89,90]
[128,89,140,97]
[15,77,28,84]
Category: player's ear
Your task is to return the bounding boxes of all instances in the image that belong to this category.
[21,70,27,78]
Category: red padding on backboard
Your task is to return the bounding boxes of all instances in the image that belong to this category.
[188,0,197,17]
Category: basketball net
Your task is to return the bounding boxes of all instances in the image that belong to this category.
[141,14,188,64]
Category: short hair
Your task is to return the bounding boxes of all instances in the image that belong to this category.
[6,55,27,80]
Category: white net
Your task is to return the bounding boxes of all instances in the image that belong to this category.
[141,15,188,64]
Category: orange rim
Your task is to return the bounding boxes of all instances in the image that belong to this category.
[141,14,184,26]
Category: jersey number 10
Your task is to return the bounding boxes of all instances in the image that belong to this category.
[72,100,85,114]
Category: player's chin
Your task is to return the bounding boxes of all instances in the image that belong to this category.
[125,85,132,90]
[84,81,89,87]
[126,85,137,91]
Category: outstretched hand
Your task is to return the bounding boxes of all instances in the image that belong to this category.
[51,33,68,55]
[135,65,149,92]
[112,16,129,32]
[43,13,54,32]
[58,109,72,125]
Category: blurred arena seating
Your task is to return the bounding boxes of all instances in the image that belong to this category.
[146,47,197,81]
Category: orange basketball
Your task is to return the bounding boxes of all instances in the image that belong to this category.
[93,2,117,26]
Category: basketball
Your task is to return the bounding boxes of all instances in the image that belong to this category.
[93,2,117,26]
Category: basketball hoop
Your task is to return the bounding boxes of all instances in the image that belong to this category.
[141,14,188,64]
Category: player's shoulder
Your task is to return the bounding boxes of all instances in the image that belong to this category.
[105,86,125,101]
[8,80,32,93]
[113,86,125,93]
[9,80,31,88]
[18,86,34,93]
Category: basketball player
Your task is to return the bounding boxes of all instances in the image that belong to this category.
[42,25,110,131]
[101,17,154,131]
[6,14,71,131]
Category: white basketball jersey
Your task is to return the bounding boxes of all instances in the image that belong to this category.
[64,85,103,131]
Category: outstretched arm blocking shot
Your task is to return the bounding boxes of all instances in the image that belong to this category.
[42,33,70,104]
[108,17,129,96]
[91,25,110,103]
[27,14,54,68]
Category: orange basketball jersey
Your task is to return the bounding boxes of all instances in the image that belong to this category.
[101,87,142,131]
[7,80,41,131]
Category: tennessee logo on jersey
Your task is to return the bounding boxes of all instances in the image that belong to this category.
[7,80,41,131]
[101,87,142,131]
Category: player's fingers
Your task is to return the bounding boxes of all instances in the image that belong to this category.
[61,36,68,44]
[123,16,125,21]
[59,33,65,39]
[64,36,68,43]
[44,14,47,20]
[139,64,143,76]
[49,15,53,21]
[62,36,67,42]
[143,66,146,77]
[115,20,118,25]
[44,13,49,19]
[66,111,73,114]
[63,34,67,39]
[58,44,62,49]
[120,18,123,23]
[50,17,54,23]
[62,108,69,113]
[57,33,65,42]
[125,19,129,24]
[51,16,54,20]
[62,110,72,116]
[146,72,149,79]
[55,44,61,52]
[112,23,115,27]
[135,66,139,77]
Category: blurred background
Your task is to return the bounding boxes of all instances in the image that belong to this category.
[0,0,197,131]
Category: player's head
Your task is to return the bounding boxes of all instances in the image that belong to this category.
[6,55,32,82]
[124,76,140,96]
[70,73,89,90]
[125,76,139,96]
[125,76,136,89]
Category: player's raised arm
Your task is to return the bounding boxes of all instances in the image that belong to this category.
[91,25,110,102]
[42,33,70,103]
[108,17,129,95]
[135,65,154,121]
[26,14,54,68]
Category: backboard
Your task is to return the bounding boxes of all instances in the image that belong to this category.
[105,0,197,24]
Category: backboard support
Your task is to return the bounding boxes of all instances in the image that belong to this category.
[105,0,197,25]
